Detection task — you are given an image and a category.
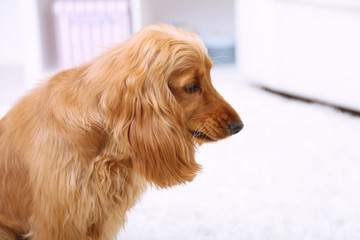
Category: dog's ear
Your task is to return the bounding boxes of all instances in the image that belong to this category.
[129,93,201,188]
[106,71,201,188]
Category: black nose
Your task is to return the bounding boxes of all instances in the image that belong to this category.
[229,120,244,135]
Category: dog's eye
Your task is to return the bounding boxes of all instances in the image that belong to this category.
[184,81,201,93]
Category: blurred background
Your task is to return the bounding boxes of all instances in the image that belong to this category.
[1,0,360,239]
[2,0,360,112]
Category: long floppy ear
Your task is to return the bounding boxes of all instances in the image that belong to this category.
[127,89,201,188]
[92,26,202,188]
[109,71,201,188]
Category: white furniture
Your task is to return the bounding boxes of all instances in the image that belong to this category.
[53,1,131,70]
[236,0,360,110]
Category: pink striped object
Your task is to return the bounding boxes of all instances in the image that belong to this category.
[53,1,131,70]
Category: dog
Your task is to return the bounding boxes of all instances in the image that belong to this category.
[0,24,243,239]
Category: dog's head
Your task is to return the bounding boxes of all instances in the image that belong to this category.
[168,55,243,143]
[88,24,243,188]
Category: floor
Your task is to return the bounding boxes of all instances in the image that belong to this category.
[119,72,360,240]
[1,68,360,240]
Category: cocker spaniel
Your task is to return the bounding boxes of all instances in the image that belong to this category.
[0,24,243,240]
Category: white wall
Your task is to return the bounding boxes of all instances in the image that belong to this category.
[0,0,24,65]
[0,0,26,109]
[0,0,56,89]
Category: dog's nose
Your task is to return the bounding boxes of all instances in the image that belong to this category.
[228,120,244,135]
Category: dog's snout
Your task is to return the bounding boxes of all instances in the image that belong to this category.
[228,120,244,135]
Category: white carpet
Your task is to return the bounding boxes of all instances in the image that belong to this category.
[118,80,360,240]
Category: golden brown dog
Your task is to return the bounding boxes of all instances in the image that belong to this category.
[0,24,243,239]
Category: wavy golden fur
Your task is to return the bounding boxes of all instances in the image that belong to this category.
[0,24,243,239]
